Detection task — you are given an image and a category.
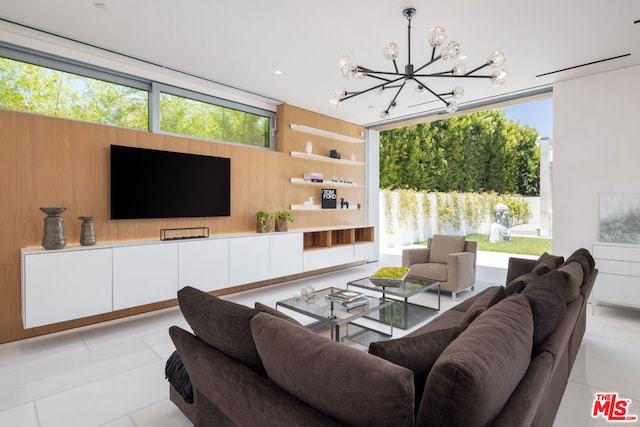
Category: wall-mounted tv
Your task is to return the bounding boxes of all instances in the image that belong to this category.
[110,145,230,220]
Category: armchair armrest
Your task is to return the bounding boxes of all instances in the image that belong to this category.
[446,252,476,290]
[402,247,430,267]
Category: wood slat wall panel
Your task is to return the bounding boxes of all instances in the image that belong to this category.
[0,105,365,343]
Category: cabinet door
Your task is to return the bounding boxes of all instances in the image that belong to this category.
[270,233,303,278]
[113,243,178,310]
[179,239,229,292]
[354,242,376,261]
[303,245,355,272]
[229,236,270,286]
[22,248,113,328]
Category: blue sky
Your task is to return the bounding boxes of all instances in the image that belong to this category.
[502,97,553,139]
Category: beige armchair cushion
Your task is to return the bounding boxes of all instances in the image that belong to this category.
[429,235,466,264]
[408,263,448,282]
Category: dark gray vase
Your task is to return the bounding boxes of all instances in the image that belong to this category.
[40,207,67,250]
[78,216,96,246]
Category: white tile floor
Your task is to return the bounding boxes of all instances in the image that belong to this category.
[1,249,639,426]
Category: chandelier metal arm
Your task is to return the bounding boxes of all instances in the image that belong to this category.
[414,55,442,75]
[384,81,407,113]
[464,62,491,76]
[340,75,405,102]
[413,76,448,104]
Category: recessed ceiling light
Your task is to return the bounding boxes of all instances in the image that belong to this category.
[94,2,107,10]
[274,70,282,75]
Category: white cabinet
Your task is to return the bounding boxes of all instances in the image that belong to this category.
[179,239,229,292]
[593,241,640,310]
[354,242,376,262]
[229,236,271,286]
[304,245,354,272]
[22,248,112,328]
[113,243,179,310]
[270,233,303,278]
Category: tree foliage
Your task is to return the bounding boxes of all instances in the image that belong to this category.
[380,110,540,196]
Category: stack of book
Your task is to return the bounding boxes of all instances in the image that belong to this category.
[326,289,366,310]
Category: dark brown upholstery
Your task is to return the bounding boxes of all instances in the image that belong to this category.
[251,313,415,427]
[417,294,534,427]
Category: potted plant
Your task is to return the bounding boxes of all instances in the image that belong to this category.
[256,211,274,233]
[275,210,295,232]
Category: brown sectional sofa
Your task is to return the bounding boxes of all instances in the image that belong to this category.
[168,248,597,427]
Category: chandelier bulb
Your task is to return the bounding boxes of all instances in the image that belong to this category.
[383,42,399,60]
[329,95,342,109]
[452,63,467,76]
[380,110,390,120]
[441,41,461,62]
[445,100,458,113]
[376,86,385,95]
[452,86,464,99]
[490,69,508,87]
[428,26,447,47]
[415,84,426,95]
[487,51,505,68]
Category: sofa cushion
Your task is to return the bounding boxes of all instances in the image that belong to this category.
[251,313,415,427]
[564,248,595,277]
[254,302,303,326]
[557,261,584,303]
[521,270,567,352]
[459,286,506,327]
[429,235,466,264]
[505,270,539,295]
[533,252,565,270]
[417,294,534,427]
[177,286,263,374]
[369,326,462,412]
[408,262,448,282]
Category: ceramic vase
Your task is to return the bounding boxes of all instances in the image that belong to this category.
[78,216,96,246]
[40,207,67,250]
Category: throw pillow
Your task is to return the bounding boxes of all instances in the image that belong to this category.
[458,286,507,328]
[429,235,466,264]
[557,261,584,302]
[177,286,264,375]
[368,326,462,412]
[520,270,567,352]
[417,294,534,427]
[505,270,539,296]
[251,313,415,427]
[254,302,303,326]
[533,252,565,270]
[564,248,595,277]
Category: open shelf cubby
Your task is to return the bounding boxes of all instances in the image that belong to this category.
[303,230,331,250]
[331,228,355,246]
[355,226,374,243]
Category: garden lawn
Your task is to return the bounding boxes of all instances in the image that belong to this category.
[464,234,552,256]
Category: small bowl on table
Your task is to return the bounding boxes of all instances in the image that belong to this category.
[369,267,409,288]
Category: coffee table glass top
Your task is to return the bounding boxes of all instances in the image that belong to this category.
[276,287,392,326]
[347,275,439,297]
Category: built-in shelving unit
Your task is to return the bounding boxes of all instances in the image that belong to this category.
[290,177,363,188]
[290,124,364,144]
[291,204,361,211]
[290,151,364,166]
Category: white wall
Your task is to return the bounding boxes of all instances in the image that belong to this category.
[553,64,640,257]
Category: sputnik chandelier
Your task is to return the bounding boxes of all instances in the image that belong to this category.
[329,8,508,120]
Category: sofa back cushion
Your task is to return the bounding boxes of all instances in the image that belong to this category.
[177,286,263,374]
[368,326,462,412]
[251,313,414,427]
[458,285,506,328]
[521,270,568,353]
[417,294,534,427]
[429,235,466,264]
[557,261,584,303]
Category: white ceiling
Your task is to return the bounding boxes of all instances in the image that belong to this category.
[0,0,639,127]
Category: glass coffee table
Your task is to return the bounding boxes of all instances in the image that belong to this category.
[347,275,440,329]
[276,287,393,345]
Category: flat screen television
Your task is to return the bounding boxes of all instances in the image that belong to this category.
[110,145,231,219]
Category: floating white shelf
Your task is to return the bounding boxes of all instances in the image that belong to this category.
[290,124,364,144]
[290,177,363,188]
[291,151,364,166]
[291,204,362,211]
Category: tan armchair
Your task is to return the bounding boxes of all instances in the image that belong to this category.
[402,234,477,299]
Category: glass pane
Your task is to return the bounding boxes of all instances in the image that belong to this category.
[160,92,270,148]
[0,57,148,130]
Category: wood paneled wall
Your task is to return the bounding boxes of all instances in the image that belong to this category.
[0,105,365,343]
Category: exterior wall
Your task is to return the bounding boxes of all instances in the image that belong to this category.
[553,64,640,257]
